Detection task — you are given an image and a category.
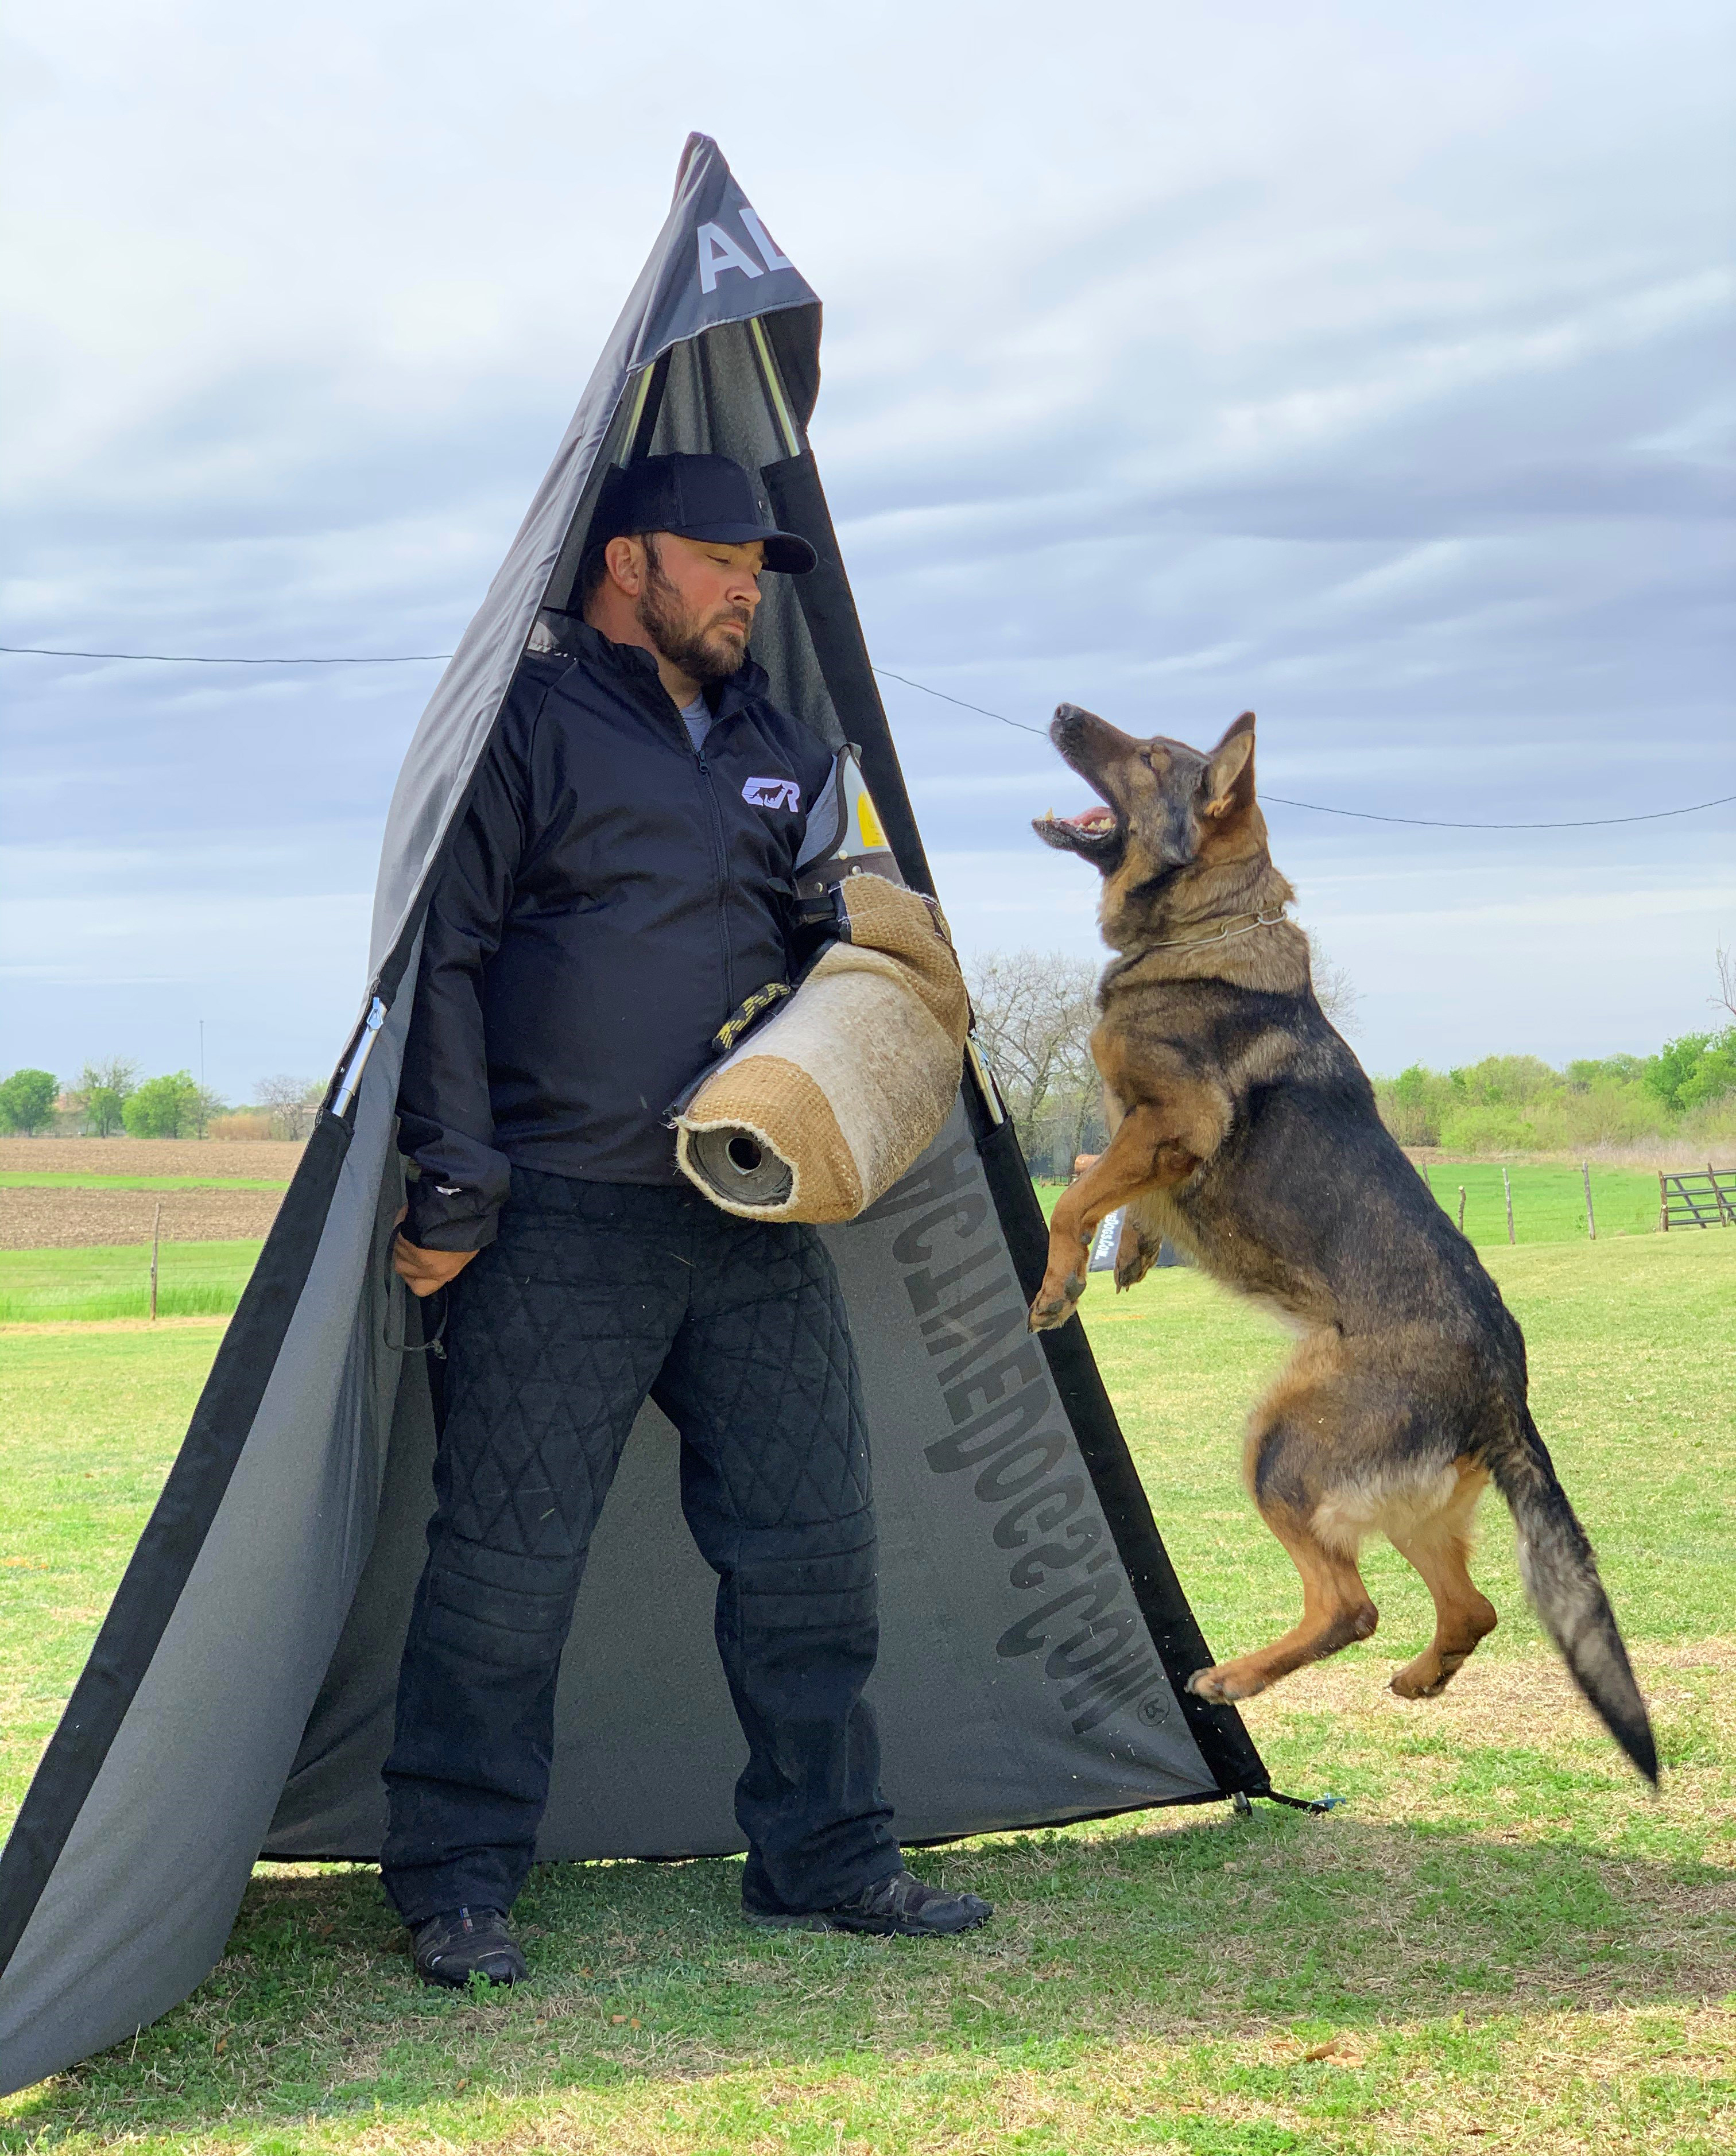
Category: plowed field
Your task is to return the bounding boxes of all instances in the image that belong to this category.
[0,1138,302,1180]
[0,1186,283,1250]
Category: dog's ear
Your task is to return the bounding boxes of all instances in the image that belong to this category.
[1202,711,1256,820]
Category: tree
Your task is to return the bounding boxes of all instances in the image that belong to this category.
[0,1068,59,1136]
[964,950,1101,1177]
[254,1075,323,1142]
[1307,935,1360,1035]
[1645,1029,1736,1115]
[1715,940,1735,1025]
[187,1085,227,1139]
[78,1056,141,1137]
[123,1071,202,1139]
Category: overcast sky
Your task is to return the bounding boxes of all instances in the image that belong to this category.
[3,1,1731,1101]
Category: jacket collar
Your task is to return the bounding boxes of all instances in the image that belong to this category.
[561,619,771,721]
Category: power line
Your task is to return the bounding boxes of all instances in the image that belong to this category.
[871,668,1045,734]
[0,642,451,664]
[1253,792,1736,830]
[870,670,1736,830]
[5,639,1729,832]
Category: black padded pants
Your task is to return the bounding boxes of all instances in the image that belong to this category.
[380,1169,899,1925]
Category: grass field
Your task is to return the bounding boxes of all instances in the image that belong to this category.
[1413,1160,1663,1243]
[1,1235,1732,2151]
[0,1243,264,1323]
[1036,1160,1668,1246]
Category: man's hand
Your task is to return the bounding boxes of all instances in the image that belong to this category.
[392,1217,479,1298]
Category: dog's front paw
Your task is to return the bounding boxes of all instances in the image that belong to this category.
[1028,1271,1086,1332]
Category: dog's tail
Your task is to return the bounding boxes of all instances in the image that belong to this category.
[1485,1405,1657,1784]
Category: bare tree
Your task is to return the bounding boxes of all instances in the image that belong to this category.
[1714,939,1735,1023]
[1307,934,1361,1036]
[966,949,1101,1175]
[254,1075,323,1142]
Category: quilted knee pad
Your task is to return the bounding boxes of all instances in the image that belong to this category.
[421,1534,583,1672]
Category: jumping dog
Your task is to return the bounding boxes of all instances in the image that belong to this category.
[1029,704,1656,1782]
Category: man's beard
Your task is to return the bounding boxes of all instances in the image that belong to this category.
[635,538,751,685]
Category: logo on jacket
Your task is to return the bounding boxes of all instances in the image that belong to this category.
[743,775,801,812]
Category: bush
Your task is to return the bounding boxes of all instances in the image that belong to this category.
[122,1071,202,1139]
[0,1068,59,1135]
[1374,1032,1736,1156]
[1645,1030,1736,1115]
[1376,1065,1452,1146]
[207,1111,277,1141]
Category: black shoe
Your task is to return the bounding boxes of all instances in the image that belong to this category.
[745,1868,993,1937]
[410,1905,527,1987]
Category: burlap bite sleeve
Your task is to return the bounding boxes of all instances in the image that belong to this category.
[675,875,970,1223]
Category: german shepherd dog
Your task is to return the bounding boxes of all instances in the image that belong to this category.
[1029,704,1657,1782]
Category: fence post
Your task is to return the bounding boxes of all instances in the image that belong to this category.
[149,1201,161,1323]
[1457,1185,1467,1235]
[1658,1170,1668,1233]
[1502,1167,1515,1247]
[1582,1161,1596,1242]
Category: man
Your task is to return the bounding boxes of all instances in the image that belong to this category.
[388,451,992,1987]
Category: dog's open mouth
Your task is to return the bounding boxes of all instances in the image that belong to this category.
[1033,795,1123,861]
[1034,704,1131,868]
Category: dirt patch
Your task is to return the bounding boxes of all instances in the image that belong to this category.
[0,1314,230,1335]
[0,1186,282,1249]
[0,1138,303,1180]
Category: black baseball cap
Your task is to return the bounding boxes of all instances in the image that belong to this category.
[593,452,817,574]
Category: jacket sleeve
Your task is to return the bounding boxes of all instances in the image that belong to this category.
[395,689,540,1252]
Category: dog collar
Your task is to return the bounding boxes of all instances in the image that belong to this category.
[1147,905,1289,951]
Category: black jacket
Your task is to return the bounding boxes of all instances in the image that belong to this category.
[397,624,836,1250]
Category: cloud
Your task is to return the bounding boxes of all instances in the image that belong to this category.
[1,0,1731,1094]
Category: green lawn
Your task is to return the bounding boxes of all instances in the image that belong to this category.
[1,1234,1731,2153]
[0,1242,264,1323]
[1036,1160,1669,1246]
[0,1325,226,1824]
[1413,1160,1663,1244]
[0,1174,288,1192]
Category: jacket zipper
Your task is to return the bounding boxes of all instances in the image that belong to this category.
[646,670,740,1016]
[666,691,737,1014]
[693,744,735,1009]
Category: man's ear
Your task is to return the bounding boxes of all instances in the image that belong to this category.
[604,534,645,597]
[1202,711,1256,819]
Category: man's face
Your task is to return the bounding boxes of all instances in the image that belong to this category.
[634,532,765,685]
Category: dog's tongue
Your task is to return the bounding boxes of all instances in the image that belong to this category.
[1064,804,1115,833]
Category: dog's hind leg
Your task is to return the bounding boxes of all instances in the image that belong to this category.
[1188,1507,1378,1704]
[1388,1461,1498,1699]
